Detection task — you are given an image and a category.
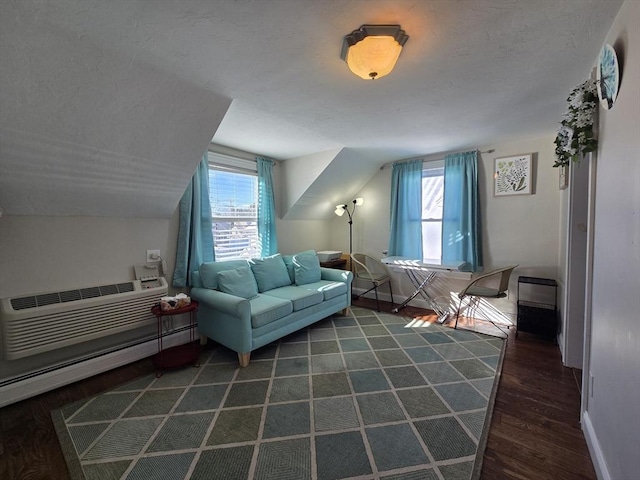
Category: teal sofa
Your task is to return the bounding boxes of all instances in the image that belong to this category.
[191,251,352,366]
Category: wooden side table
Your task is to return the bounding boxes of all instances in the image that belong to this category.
[151,300,200,376]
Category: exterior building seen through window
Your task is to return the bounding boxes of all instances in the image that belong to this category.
[208,153,260,261]
[422,162,444,261]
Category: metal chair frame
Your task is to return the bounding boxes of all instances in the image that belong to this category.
[350,253,395,312]
[454,265,518,335]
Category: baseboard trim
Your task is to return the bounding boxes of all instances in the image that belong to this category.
[582,410,611,480]
[0,330,191,408]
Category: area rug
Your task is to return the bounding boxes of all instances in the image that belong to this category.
[52,306,505,480]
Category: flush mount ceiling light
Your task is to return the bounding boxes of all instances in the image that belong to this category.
[340,25,408,80]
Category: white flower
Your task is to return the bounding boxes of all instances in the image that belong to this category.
[554,79,598,167]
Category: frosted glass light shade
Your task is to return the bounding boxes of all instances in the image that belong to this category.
[346,36,402,80]
[341,25,408,80]
[335,206,346,216]
[354,197,364,206]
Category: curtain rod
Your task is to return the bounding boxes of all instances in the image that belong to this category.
[380,149,495,170]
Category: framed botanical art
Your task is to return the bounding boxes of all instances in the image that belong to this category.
[494,154,532,196]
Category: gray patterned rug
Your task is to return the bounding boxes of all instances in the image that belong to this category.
[52,307,505,480]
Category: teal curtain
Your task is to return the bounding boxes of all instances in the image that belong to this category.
[388,159,423,259]
[257,157,278,256]
[442,150,482,271]
[173,154,214,287]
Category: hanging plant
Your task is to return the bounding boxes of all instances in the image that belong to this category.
[553,79,598,167]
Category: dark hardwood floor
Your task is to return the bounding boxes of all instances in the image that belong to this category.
[353,297,596,480]
[0,298,596,480]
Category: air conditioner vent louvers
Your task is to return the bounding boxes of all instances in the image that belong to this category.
[60,290,82,303]
[99,285,119,296]
[10,297,37,310]
[35,293,60,307]
[117,283,134,293]
[80,287,100,299]
[9,282,135,311]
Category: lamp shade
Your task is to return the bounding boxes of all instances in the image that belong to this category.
[341,25,408,80]
[354,197,364,206]
[334,206,346,216]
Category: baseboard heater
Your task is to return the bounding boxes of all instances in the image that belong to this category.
[0,327,192,408]
[0,278,168,360]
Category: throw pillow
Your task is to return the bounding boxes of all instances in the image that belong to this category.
[199,262,219,289]
[293,251,321,285]
[281,254,296,284]
[199,260,250,289]
[217,266,259,299]
[249,254,292,292]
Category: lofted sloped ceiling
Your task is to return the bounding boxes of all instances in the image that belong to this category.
[0,1,232,218]
[0,0,625,219]
[281,148,382,220]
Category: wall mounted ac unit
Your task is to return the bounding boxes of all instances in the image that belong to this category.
[1,278,168,360]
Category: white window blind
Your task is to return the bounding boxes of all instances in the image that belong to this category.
[207,153,260,261]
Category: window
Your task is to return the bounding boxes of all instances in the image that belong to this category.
[208,153,260,261]
[421,162,444,261]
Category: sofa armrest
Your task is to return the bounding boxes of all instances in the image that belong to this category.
[191,287,252,354]
[191,287,250,317]
[321,267,353,285]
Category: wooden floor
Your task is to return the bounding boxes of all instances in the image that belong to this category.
[0,298,596,480]
[353,298,596,480]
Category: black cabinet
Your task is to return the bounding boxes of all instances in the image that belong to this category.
[517,276,558,339]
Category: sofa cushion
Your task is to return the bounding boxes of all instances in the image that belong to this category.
[249,254,291,292]
[217,266,259,299]
[300,280,348,301]
[200,260,249,289]
[264,286,324,311]
[281,254,296,284]
[249,295,293,328]
[293,251,321,285]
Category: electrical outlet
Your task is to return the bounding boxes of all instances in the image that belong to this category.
[146,249,161,262]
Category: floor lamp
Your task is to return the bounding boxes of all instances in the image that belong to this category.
[335,198,364,292]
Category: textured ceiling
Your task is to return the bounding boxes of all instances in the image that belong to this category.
[0,0,625,217]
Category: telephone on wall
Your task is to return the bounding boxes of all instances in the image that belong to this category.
[134,264,162,289]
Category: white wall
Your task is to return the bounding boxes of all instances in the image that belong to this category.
[0,215,179,298]
[273,153,332,254]
[584,1,640,478]
[331,135,562,319]
[281,149,341,212]
[275,218,331,255]
[0,212,180,381]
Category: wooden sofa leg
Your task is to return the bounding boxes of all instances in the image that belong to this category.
[200,334,208,346]
[340,307,350,316]
[238,352,250,367]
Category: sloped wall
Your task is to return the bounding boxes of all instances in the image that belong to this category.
[0,2,231,218]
